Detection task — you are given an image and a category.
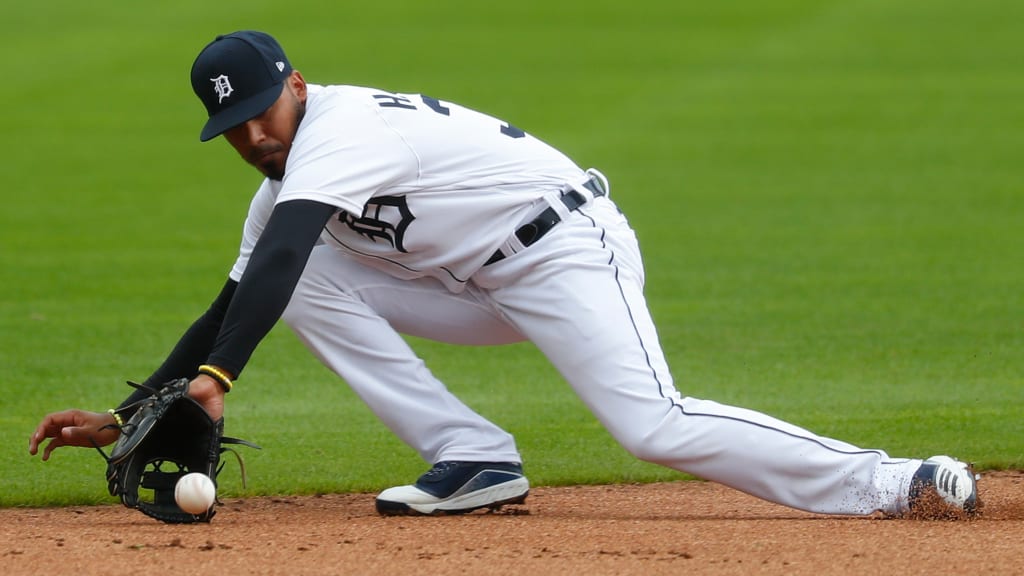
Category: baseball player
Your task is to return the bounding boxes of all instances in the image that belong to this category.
[29,30,978,518]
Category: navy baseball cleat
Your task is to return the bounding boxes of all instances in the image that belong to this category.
[375,461,529,515]
[907,456,980,518]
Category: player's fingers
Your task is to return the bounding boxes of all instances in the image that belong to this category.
[40,436,68,461]
[28,428,44,455]
[29,414,68,455]
[41,423,99,460]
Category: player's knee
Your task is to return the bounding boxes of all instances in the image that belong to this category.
[614,430,667,463]
[621,442,665,464]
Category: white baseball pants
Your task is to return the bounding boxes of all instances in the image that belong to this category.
[281,195,921,516]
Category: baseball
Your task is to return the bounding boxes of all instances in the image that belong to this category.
[174,472,216,515]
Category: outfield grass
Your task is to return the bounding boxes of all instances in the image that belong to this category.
[2,0,1021,507]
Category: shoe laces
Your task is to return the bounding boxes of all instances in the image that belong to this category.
[420,461,461,481]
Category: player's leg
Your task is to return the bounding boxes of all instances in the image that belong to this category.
[281,245,525,463]
[281,246,531,514]
[479,198,963,516]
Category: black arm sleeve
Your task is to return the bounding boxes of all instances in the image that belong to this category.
[117,278,237,415]
[205,199,337,377]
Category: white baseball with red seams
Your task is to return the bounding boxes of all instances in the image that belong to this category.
[175,472,216,515]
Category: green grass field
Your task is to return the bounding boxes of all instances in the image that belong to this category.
[2,0,1021,507]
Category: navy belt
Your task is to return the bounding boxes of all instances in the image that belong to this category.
[485,176,607,266]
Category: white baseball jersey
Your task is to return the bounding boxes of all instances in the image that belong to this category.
[231,84,590,292]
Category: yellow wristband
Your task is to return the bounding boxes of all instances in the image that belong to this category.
[107,408,124,428]
[198,364,234,392]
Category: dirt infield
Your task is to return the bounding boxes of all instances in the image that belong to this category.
[3,471,1021,575]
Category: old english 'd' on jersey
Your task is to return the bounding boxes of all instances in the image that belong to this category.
[230,84,590,292]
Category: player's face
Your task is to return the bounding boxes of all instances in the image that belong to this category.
[223,71,307,181]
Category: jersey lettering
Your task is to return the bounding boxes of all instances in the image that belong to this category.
[500,122,526,139]
[421,95,451,116]
[338,195,415,252]
[373,92,525,138]
[372,93,417,110]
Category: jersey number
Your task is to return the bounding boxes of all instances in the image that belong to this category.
[372,93,525,138]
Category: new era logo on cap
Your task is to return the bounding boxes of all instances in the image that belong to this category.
[190,31,293,141]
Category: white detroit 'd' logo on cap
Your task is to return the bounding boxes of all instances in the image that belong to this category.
[210,74,233,104]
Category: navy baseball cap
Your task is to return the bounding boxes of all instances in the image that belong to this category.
[190,31,293,142]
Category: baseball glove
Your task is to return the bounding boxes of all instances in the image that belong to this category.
[97,378,259,524]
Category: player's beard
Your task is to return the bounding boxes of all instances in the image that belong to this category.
[259,97,307,182]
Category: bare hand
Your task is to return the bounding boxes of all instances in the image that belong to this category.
[188,374,226,421]
[29,409,120,461]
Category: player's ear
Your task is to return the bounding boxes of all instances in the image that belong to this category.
[289,70,307,104]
